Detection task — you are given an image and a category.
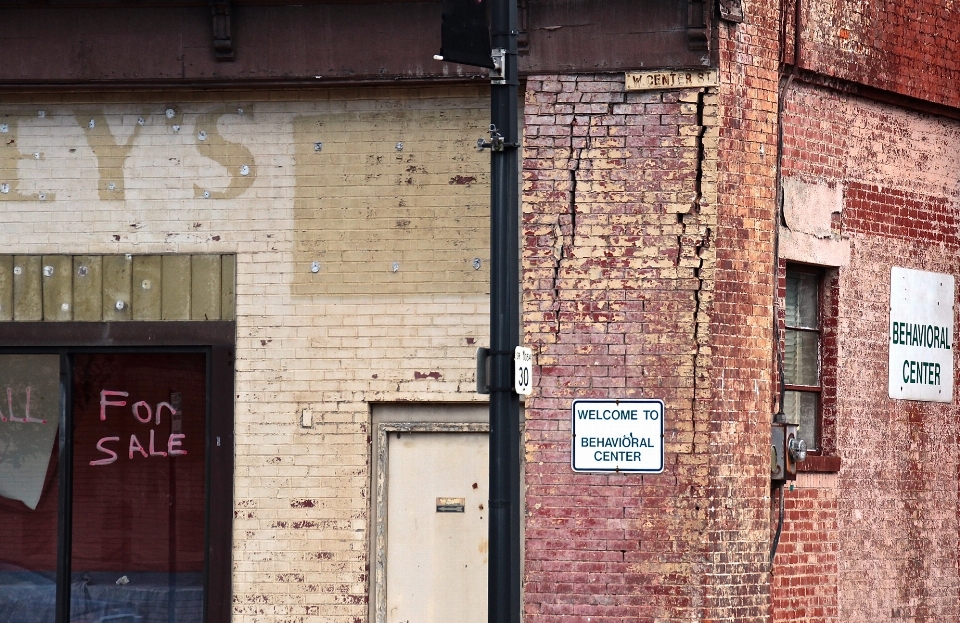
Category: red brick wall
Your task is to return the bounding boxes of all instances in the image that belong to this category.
[833,238,960,621]
[770,475,839,622]
[774,80,960,620]
[522,73,715,621]
[844,183,959,247]
[788,0,960,108]
[706,1,782,618]
[521,2,783,616]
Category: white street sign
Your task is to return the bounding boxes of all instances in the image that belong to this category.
[514,347,532,396]
[571,399,664,473]
[889,267,954,402]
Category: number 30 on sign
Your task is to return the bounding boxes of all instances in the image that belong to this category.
[514,347,533,396]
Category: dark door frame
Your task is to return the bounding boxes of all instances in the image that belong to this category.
[0,321,235,623]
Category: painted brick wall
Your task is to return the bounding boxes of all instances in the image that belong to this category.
[521,73,718,621]
[776,81,960,620]
[787,0,960,108]
[518,6,784,621]
[0,86,491,623]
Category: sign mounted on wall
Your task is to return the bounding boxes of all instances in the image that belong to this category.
[625,68,719,91]
[888,267,954,402]
[571,399,664,473]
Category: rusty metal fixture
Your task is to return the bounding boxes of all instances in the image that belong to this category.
[211,0,235,62]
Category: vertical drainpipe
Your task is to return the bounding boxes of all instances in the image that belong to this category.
[488,0,522,621]
[770,0,802,565]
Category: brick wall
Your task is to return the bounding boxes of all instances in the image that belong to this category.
[0,86,491,623]
[706,1,783,618]
[787,0,960,108]
[775,81,960,620]
[521,73,718,621]
[770,474,839,622]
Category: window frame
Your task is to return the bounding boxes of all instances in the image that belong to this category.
[0,321,234,623]
[782,265,824,452]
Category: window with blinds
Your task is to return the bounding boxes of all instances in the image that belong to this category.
[783,267,821,451]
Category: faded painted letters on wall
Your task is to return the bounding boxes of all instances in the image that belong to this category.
[0,108,255,203]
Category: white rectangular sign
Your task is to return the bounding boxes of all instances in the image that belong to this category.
[514,347,532,396]
[889,267,954,402]
[571,399,664,473]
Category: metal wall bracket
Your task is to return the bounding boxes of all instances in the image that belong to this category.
[490,48,506,84]
[211,0,235,62]
[686,0,709,50]
[476,347,491,394]
[517,0,530,55]
[477,124,519,152]
[717,0,744,23]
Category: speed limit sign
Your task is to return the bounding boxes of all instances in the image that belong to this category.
[514,346,533,395]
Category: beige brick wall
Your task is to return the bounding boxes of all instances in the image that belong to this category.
[0,86,491,623]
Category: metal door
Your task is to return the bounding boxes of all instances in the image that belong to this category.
[384,430,488,623]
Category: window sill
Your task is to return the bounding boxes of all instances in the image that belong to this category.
[797,455,841,473]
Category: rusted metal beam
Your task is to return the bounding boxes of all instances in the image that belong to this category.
[0,0,710,87]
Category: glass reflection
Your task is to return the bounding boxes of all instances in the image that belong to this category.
[784,329,819,386]
[71,353,206,623]
[0,355,60,623]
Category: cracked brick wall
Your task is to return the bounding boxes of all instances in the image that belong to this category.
[773,80,960,621]
[521,74,722,621]
[520,4,782,620]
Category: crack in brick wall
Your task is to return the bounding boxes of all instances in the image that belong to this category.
[522,73,719,621]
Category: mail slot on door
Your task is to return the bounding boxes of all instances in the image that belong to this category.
[436,497,465,512]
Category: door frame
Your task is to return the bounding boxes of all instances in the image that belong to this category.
[369,403,489,623]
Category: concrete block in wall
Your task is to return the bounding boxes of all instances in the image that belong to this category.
[0,256,11,322]
[191,254,221,321]
[73,256,103,322]
[13,256,42,321]
[42,256,73,321]
[161,256,191,320]
[103,255,132,321]
[221,255,236,321]
[132,256,162,321]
